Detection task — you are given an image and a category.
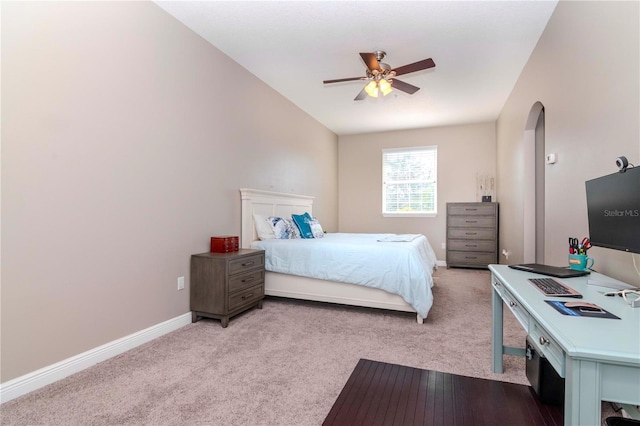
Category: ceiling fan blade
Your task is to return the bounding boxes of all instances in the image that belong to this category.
[323,77,364,84]
[360,52,382,72]
[392,58,435,77]
[354,87,368,101]
[391,79,420,95]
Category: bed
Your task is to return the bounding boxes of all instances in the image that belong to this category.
[240,188,438,323]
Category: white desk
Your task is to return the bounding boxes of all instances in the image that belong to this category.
[489,265,640,426]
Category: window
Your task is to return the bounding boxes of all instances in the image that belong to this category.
[382,146,437,217]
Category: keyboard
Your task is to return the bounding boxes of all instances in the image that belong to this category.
[528,278,582,297]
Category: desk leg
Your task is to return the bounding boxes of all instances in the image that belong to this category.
[565,358,601,426]
[491,284,504,374]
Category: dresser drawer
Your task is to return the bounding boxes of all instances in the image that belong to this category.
[448,251,496,266]
[448,216,496,228]
[229,269,264,294]
[448,204,497,216]
[448,240,496,252]
[448,228,496,240]
[229,283,264,311]
[529,320,565,377]
[229,253,264,275]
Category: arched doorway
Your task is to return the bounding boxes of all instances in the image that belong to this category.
[523,102,545,263]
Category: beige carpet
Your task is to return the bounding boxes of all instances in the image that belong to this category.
[0,268,619,425]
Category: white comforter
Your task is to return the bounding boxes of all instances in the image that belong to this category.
[251,233,437,318]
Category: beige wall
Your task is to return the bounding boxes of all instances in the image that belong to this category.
[497,1,639,284]
[1,2,338,382]
[338,122,496,260]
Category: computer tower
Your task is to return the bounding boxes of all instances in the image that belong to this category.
[526,337,565,405]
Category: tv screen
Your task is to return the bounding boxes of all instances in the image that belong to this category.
[585,166,640,254]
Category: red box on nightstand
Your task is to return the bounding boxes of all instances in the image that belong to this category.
[210,236,239,253]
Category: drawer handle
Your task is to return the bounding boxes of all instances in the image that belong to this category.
[465,256,478,259]
[241,277,255,283]
[465,208,478,211]
[465,220,478,223]
[509,301,517,308]
[241,261,255,267]
[539,336,549,346]
[465,244,478,248]
[241,293,254,300]
[465,232,478,235]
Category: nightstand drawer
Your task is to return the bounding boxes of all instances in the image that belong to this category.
[229,270,264,293]
[448,204,496,216]
[448,240,496,252]
[448,216,496,228]
[448,228,496,240]
[229,284,264,311]
[229,253,264,275]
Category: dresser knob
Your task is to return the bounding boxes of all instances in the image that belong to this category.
[539,336,549,346]
[509,301,517,307]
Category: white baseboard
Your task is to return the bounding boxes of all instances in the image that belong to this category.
[0,312,192,404]
[436,260,447,267]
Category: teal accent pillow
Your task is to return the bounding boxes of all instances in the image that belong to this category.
[292,212,314,239]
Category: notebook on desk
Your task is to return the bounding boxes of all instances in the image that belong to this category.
[509,263,590,278]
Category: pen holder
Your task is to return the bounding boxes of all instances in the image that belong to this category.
[568,254,594,271]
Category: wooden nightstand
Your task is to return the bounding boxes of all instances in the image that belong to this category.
[190,249,265,327]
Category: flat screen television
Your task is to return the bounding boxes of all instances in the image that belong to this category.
[585,166,640,254]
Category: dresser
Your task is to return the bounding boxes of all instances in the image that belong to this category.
[446,202,498,269]
[190,249,265,327]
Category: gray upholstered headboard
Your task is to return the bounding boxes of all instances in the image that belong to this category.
[239,188,314,248]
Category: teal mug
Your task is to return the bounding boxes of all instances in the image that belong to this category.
[568,254,594,271]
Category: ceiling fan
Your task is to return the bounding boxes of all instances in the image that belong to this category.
[323,51,435,101]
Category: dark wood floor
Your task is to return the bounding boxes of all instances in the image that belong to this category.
[323,359,563,426]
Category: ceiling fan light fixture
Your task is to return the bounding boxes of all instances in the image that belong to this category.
[323,51,435,101]
[379,78,392,96]
[364,80,379,98]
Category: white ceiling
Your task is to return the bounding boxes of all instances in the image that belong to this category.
[155,1,558,135]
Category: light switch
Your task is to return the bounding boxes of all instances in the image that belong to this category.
[546,153,557,164]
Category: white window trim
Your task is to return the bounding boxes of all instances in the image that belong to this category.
[382,146,438,217]
[382,212,438,218]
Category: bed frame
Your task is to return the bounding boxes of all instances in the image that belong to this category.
[240,188,424,324]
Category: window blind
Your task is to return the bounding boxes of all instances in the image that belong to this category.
[382,146,437,215]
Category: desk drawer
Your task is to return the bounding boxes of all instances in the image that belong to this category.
[494,280,530,331]
[529,321,565,377]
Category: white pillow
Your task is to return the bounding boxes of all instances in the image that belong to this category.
[268,216,301,239]
[309,217,324,238]
[253,214,276,240]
